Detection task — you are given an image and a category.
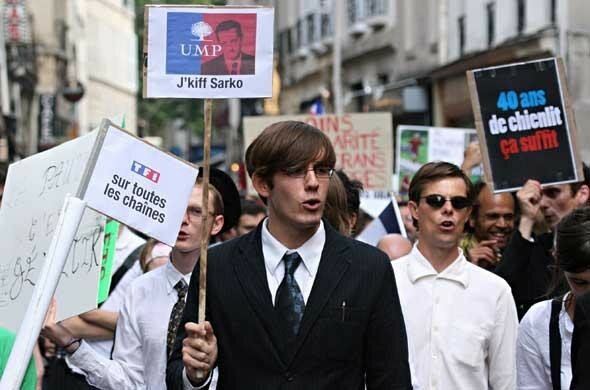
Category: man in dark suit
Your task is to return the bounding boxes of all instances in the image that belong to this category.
[201,20,255,75]
[167,121,412,389]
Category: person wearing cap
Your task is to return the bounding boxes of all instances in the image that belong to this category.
[41,168,241,389]
[167,121,411,389]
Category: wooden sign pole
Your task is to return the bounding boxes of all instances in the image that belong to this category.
[198,98,213,324]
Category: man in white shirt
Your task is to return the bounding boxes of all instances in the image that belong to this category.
[41,168,241,389]
[393,161,518,390]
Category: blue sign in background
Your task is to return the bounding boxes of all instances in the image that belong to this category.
[166,12,204,75]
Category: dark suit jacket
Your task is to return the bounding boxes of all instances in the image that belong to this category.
[167,223,412,389]
[201,53,255,75]
[495,231,556,319]
[571,292,590,389]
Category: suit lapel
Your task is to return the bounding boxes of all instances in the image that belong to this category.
[287,226,351,365]
[231,227,287,368]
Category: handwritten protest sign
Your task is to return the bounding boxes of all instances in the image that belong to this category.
[467,57,583,192]
[244,113,393,191]
[396,125,479,200]
[144,5,274,99]
[80,120,198,246]
[0,132,105,331]
[97,220,119,304]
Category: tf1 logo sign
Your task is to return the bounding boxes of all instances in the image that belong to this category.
[131,161,160,183]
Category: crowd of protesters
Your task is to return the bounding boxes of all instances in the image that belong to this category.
[1,120,589,389]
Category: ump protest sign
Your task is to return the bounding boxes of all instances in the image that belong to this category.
[467,58,583,192]
[144,5,274,99]
[79,120,198,246]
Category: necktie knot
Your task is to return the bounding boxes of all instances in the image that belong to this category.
[283,252,302,276]
[174,279,188,300]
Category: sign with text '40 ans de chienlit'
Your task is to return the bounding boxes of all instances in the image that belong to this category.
[467,57,584,192]
[143,5,274,99]
[79,120,198,246]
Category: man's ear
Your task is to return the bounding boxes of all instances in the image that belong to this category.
[575,184,590,205]
[252,173,271,199]
[464,206,473,225]
[408,200,419,222]
[210,215,225,236]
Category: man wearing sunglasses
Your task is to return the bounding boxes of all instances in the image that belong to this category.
[392,161,518,390]
[495,163,590,319]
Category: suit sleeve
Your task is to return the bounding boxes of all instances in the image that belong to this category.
[494,230,534,288]
[365,254,412,390]
[166,261,202,389]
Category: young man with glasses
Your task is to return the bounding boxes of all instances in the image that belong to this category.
[495,164,589,319]
[167,121,412,389]
[41,169,240,389]
[392,161,518,390]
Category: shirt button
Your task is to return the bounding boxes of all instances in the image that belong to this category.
[432,353,437,359]
[285,372,294,382]
[433,325,439,332]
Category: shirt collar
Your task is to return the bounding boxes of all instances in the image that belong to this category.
[165,259,192,295]
[261,218,325,279]
[407,243,470,288]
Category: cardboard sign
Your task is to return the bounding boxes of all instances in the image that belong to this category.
[243,113,393,191]
[396,125,479,200]
[0,132,105,331]
[467,58,583,192]
[97,220,119,304]
[80,121,198,246]
[144,5,274,98]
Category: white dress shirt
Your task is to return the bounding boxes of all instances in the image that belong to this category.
[517,294,573,389]
[69,261,191,389]
[392,244,518,390]
[68,261,144,375]
[262,218,325,304]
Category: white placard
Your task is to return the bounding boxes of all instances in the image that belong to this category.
[0,131,105,331]
[81,122,198,246]
[144,6,274,98]
[428,128,467,167]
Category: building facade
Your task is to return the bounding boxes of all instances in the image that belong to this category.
[432,0,590,161]
[3,0,137,160]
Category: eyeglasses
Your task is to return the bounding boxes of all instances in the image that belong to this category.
[420,194,472,210]
[281,166,334,179]
[185,206,214,221]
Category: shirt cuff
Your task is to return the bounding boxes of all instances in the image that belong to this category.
[182,367,211,389]
[67,340,90,365]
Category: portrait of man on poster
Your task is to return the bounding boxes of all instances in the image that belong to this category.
[202,19,255,76]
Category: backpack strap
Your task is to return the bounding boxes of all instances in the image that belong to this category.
[108,244,144,294]
[549,297,563,390]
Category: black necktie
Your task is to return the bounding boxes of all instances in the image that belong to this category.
[231,62,238,75]
[167,279,188,357]
[275,252,305,337]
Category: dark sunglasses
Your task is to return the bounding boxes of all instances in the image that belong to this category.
[420,194,472,210]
